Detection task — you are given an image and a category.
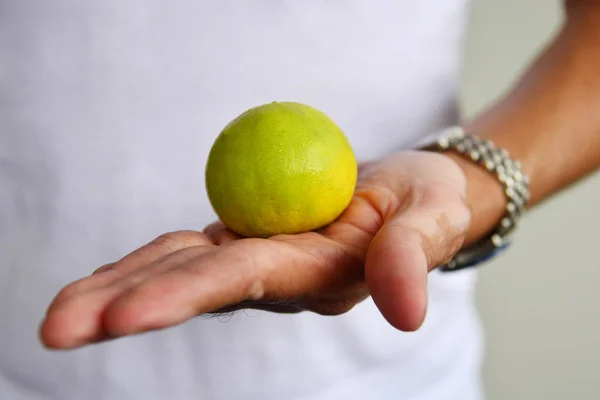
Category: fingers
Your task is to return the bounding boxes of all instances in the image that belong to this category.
[46,231,212,309]
[100,240,269,336]
[41,244,216,349]
[41,236,277,349]
[40,230,214,349]
[365,186,470,332]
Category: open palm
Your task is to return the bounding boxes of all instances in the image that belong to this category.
[41,151,471,349]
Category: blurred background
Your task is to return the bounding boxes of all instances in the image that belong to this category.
[462,1,600,399]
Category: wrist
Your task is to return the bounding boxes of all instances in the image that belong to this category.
[442,151,507,247]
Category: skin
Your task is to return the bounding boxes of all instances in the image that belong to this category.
[41,0,600,349]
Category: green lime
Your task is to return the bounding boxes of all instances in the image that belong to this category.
[205,101,357,238]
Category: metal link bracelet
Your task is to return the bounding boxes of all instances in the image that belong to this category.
[430,126,531,271]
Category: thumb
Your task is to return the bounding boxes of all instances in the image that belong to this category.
[365,200,469,332]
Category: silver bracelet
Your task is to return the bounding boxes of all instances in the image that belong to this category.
[430,126,530,271]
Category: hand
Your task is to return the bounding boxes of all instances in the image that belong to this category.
[40,151,471,349]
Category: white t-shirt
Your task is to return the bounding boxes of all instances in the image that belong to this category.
[0,1,484,399]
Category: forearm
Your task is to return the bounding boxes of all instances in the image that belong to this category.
[452,2,600,246]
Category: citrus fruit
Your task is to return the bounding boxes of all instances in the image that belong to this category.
[205,101,357,238]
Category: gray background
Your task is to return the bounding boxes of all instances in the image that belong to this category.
[462,1,600,399]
